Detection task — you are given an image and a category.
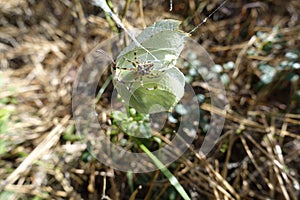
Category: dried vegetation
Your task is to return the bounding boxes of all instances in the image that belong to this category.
[0,0,300,199]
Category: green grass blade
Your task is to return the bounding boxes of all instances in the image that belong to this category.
[138,143,191,200]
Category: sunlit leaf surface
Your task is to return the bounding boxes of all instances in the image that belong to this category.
[113,19,189,113]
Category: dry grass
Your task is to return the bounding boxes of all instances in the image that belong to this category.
[0,0,299,199]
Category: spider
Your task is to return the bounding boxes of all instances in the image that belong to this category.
[115,51,164,90]
[97,49,164,90]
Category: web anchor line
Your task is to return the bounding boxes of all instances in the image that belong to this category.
[92,0,159,61]
[188,0,228,34]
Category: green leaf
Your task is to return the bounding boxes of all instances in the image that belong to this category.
[113,19,188,114]
[114,65,185,114]
[111,110,127,122]
[285,52,298,60]
[292,63,300,69]
[0,192,15,199]
[117,19,189,60]
[175,104,189,115]
[259,64,276,84]
[111,110,152,138]
[0,109,10,134]
[223,61,235,70]
[0,139,8,156]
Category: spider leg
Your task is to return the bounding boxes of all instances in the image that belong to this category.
[119,74,158,91]
[117,67,135,71]
[123,56,138,68]
[115,64,136,81]
[145,72,162,79]
[134,51,139,65]
[139,75,144,87]
[139,75,159,90]
[115,71,139,92]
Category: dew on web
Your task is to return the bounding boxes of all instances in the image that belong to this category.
[169,0,173,11]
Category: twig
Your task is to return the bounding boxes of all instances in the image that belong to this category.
[240,136,274,191]
[0,118,68,190]
[138,0,146,28]
[232,35,257,78]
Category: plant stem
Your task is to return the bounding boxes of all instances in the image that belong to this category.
[136,140,191,200]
